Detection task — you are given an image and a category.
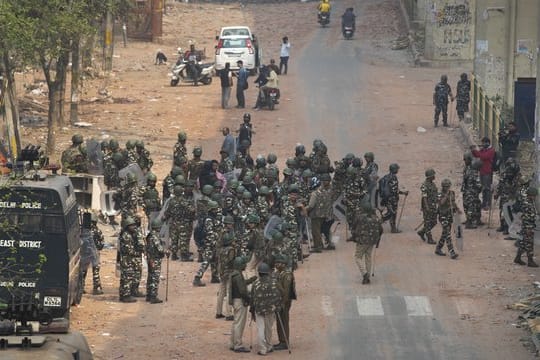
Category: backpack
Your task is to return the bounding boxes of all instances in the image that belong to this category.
[492,150,502,172]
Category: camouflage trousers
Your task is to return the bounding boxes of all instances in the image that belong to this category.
[463,191,481,223]
[119,255,142,298]
[355,243,374,276]
[498,196,510,229]
[437,215,456,255]
[196,244,218,279]
[419,209,437,237]
[385,196,399,227]
[518,228,535,256]
[170,221,193,256]
[146,257,162,299]
[285,234,298,268]
[82,264,102,290]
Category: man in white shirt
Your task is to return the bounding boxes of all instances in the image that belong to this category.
[279,36,291,75]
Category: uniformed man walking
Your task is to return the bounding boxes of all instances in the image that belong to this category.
[146,218,166,303]
[514,187,538,267]
[274,255,296,351]
[229,257,256,353]
[433,74,454,127]
[435,179,460,259]
[352,202,383,284]
[417,169,438,244]
[119,217,145,302]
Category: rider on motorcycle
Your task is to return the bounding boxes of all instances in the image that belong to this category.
[341,7,356,34]
[317,0,331,23]
[254,65,280,109]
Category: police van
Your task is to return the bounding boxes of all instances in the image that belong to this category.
[0,172,83,332]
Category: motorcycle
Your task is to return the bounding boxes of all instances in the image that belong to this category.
[170,61,214,86]
[343,26,354,40]
[257,87,279,111]
[319,13,330,27]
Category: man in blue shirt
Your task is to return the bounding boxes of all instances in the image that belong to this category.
[236,60,248,108]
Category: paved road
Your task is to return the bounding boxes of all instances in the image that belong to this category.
[294,3,480,360]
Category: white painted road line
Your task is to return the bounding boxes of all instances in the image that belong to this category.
[404,296,433,316]
[356,296,385,316]
[321,295,334,317]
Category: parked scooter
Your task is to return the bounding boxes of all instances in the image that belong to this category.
[170,61,214,86]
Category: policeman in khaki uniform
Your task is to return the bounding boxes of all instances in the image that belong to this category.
[352,202,383,284]
[302,173,334,252]
[274,254,296,351]
[216,233,235,320]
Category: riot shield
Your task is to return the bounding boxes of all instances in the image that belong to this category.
[118,163,145,186]
[86,138,103,175]
[264,215,283,240]
[333,194,347,223]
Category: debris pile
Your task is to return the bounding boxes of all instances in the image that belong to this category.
[510,292,540,355]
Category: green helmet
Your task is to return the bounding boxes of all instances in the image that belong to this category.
[247,213,260,224]
[283,168,294,176]
[233,256,247,270]
[352,157,363,168]
[135,140,144,148]
[178,131,187,141]
[272,231,284,241]
[122,216,136,228]
[243,174,253,184]
[126,173,137,184]
[259,186,270,195]
[171,166,183,177]
[302,169,313,178]
[257,262,271,274]
[213,181,222,189]
[151,218,162,229]
[274,254,288,265]
[267,153,277,164]
[109,139,119,150]
[364,152,374,160]
[72,134,84,144]
[112,152,124,163]
[224,215,235,224]
[285,158,297,168]
[173,185,183,196]
[207,200,219,210]
[146,172,157,182]
[242,191,252,199]
[100,140,109,150]
[463,151,473,161]
[441,178,452,188]
[471,159,482,170]
[236,185,246,194]
[174,175,186,185]
[193,146,202,156]
[185,180,196,188]
[211,192,223,203]
[526,187,538,196]
[228,179,239,189]
[202,184,214,195]
[222,232,234,246]
[126,140,136,150]
[288,184,299,193]
[425,168,436,178]
[389,163,400,173]
[344,153,355,160]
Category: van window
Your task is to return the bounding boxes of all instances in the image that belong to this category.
[223,39,248,48]
[43,215,65,234]
[222,29,249,37]
[7,214,41,233]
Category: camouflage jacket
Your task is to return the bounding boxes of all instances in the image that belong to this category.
[146,230,165,259]
[277,269,297,305]
[142,186,162,215]
[217,244,236,278]
[218,157,235,174]
[126,149,139,165]
[103,153,120,188]
[461,167,482,195]
[251,274,283,315]
[387,173,399,199]
[420,181,438,212]
[307,186,333,219]
[187,158,204,181]
[256,197,271,223]
[280,196,300,229]
[204,215,223,247]
[344,172,366,206]
[311,153,331,174]
[364,162,379,187]
[91,224,105,251]
[438,190,458,217]
[522,198,537,230]
[119,230,145,257]
[119,184,139,215]
[137,149,153,171]
[352,213,382,246]
[173,142,188,166]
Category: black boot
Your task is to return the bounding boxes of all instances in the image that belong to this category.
[390,220,401,233]
[465,220,477,229]
[131,290,146,298]
[180,253,194,262]
[528,256,539,268]
[149,297,163,304]
[193,276,206,287]
[171,253,179,261]
[426,233,436,245]
[450,252,459,260]
[119,296,137,303]
[197,253,204,263]
[362,273,370,284]
[435,248,446,256]
[514,250,526,265]
[211,275,220,284]
[93,286,104,295]
[417,230,426,242]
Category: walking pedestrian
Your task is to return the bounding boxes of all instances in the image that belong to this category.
[498,121,520,162]
[456,73,471,121]
[145,218,166,303]
[221,127,236,161]
[229,257,256,352]
[352,202,383,284]
[279,37,290,75]
[220,62,233,109]
[274,255,296,351]
[514,187,538,267]
[236,60,248,108]
[417,168,438,244]
[471,137,495,210]
[433,74,454,127]
[434,179,460,259]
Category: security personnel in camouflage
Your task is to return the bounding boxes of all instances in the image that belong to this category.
[135,140,153,173]
[229,257,256,353]
[250,263,282,356]
[173,131,188,167]
[433,74,454,127]
[303,173,334,252]
[381,164,408,233]
[494,158,520,234]
[90,214,104,295]
[162,166,184,203]
[125,140,138,164]
[344,164,367,230]
[514,187,538,267]
[435,179,460,259]
[145,218,166,303]
[244,214,266,277]
[311,141,332,175]
[219,149,235,174]
[104,151,123,189]
[417,168,438,244]
[298,169,313,203]
[188,146,205,183]
[256,186,271,224]
[141,172,161,221]
[352,202,383,284]
[193,200,223,286]
[118,173,140,222]
[216,233,235,319]
[461,155,482,229]
[265,230,288,269]
[164,184,196,261]
[61,134,88,173]
[363,152,379,205]
[333,153,354,196]
[274,254,296,351]
[280,184,302,242]
[119,217,145,302]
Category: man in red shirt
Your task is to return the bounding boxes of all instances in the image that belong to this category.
[471,137,495,210]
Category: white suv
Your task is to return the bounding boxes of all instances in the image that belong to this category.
[215,26,260,73]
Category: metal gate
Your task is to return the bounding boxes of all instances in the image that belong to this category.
[514,78,536,140]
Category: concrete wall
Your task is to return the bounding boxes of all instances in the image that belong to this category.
[474,0,538,103]
[423,0,475,61]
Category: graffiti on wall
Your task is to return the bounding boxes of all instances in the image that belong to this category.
[436,2,471,27]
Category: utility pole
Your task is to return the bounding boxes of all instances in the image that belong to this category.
[103,8,114,72]
[536,4,540,190]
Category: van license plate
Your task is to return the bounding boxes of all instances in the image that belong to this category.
[44,296,62,307]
